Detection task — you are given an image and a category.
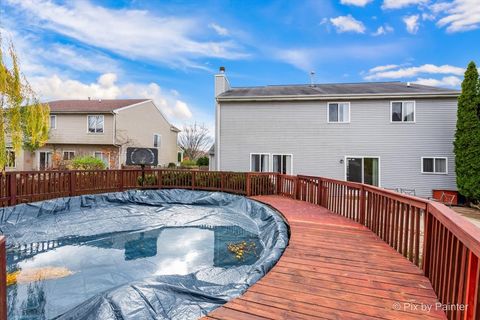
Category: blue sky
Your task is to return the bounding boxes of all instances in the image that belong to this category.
[1,0,479,130]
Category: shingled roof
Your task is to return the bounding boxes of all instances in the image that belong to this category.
[48,99,150,113]
[218,82,460,100]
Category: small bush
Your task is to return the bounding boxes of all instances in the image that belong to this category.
[167,162,176,168]
[196,156,209,166]
[137,174,157,186]
[181,159,196,167]
[70,156,106,170]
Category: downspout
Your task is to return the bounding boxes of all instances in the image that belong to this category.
[112,111,122,169]
[215,101,221,170]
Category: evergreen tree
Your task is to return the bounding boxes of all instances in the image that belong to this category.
[454,61,480,202]
[0,35,50,169]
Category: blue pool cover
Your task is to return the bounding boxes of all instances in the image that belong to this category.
[0,189,289,319]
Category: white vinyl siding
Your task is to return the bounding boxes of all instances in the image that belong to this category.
[88,115,104,133]
[422,157,447,174]
[219,98,457,198]
[391,101,415,122]
[328,102,350,123]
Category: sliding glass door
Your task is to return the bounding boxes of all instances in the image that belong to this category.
[39,151,53,170]
[346,157,379,186]
[272,154,292,174]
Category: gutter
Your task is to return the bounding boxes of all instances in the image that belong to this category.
[216,92,460,102]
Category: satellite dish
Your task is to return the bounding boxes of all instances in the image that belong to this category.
[126,148,158,166]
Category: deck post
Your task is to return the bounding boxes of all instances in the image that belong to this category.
[295,177,301,200]
[422,203,432,277]
[0,236,6,320]
[246,173,251,196]
[317,178,323,206]
[9,173,16,206]
[465,251,479,319]
[276,174,282,195]
[359,185,365,225]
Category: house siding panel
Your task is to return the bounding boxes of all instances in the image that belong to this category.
[48,113,114,145]
[219,98,457,198]
[115,101,178,166]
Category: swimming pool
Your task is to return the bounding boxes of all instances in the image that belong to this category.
[1,189,288,319]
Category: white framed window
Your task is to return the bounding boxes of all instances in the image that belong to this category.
[94,151,110,168]
[6,148,15,168]
[422,157,447,174]
[391,101,415,122]
[63,151,75,161]
[87,115,104,133]
[272,154,293,174]
[250,153,270,172]
[153,134,161,148]
[50,115,57,129]
[38,151,53,170]
[345,156,380,186]
[177,151,184,163]
[328,102,350,123]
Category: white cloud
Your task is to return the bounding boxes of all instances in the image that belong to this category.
[422,13,436,21]
[6,0,247,69]
[434,0,480,33]
[274,49,316,72]
[368,64,399,73]
[372,25,394,36]
[31,73,193,122]
[382,0,428,9]
[1,26,119,77]
[340,0,373,7]
[365,64,465,80]
[364,63,465,88]
[208,23,229,36]
[414,76,462,88]
[274,41,411,72]
[403,15,420,34]
[330,15,366,33]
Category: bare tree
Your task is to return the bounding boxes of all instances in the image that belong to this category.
[178,122,212,160]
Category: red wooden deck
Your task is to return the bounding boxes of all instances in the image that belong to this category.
[204,195,446,320]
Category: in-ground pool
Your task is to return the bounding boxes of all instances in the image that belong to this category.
[0,189,289,320]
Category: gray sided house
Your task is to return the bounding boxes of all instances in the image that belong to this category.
[213,70,460,198]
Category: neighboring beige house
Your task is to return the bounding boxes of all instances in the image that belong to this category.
[9,99,180,171]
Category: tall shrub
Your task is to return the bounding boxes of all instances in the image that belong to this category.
[454,61,480,202]
[0,36,50,169]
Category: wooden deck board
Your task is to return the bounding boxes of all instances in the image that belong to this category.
[203,195,446,320]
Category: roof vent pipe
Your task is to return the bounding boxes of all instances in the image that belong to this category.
[309,71,316,87]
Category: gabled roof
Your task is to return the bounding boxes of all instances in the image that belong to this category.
[217,81,460,101]
[48,99,150,113]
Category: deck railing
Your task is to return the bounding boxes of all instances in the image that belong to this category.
[0,169,478,319]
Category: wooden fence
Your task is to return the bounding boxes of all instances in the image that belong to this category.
[0,169,478,319]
